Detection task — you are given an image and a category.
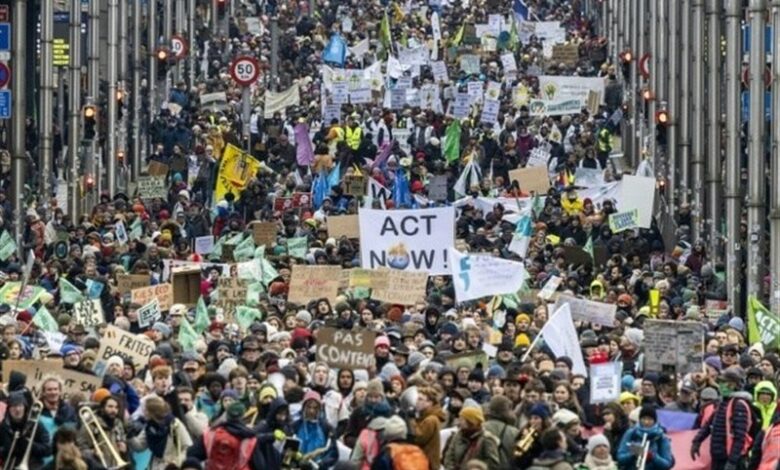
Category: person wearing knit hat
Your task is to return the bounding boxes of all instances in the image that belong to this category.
[585,433,616,470]
[135,395,193,467]
[619,392,641,414]
[617,405,673,470]
[443,406,500,469]
[92,387,112,404]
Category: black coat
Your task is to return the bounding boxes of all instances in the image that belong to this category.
[0,413,52,468]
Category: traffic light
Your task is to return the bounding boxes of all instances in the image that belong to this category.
[116,88,125,120]
[117,150,125,164]
[217,0,227,17]
[83,104,97,139]
[641,88,654,102]
[655,106,669,146]
[620,50,632,81]
[84,174,95,192]
[156,48,170,79]
[655,109,669,126]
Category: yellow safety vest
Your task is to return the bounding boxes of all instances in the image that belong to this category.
[345,126,362,150]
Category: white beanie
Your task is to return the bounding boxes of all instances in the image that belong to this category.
[587,433,610,453]
[382,416,408,441]
[552,408,580,428]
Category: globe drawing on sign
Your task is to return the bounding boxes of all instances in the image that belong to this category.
[387,243,410,270]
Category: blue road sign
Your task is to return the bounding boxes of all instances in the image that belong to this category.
[0,24,9,52]
[0,90,11,119]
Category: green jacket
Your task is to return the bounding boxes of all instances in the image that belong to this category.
[443,428,501,470]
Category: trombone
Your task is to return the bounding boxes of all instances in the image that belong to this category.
[78,406,129,470]
[5,400,43,470]
[635,434,650,470]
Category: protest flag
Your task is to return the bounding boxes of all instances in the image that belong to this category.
[531,193,544,219]
[312,171,330,209]
[509,214,534,258]
[393,169,412,208]
[450,249,528,302]
[530,303,587,375]
[328,161,342,188]
[295,122,315,166]
[178,317,200,351]
[59,277,85,304]
[509,15,519,51]
[322,34,347,67]
[584,236,594,261]
[443,120,462,163]
[453,159,481,197]
[193,296,210,334]
[450,22,465,46]
[380,11,392,52]
[129,218,143,240]
[747,295,780,348]
[513,0,530,21]
[33,305,59,333]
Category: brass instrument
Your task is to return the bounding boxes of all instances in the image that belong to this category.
[635,434,650,470]
[14,401,43,470]
[514,427,538,458]
[78,406,129,470]
[1,432,19,470]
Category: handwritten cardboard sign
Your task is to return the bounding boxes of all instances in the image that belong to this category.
[137,299,162,328]
[252,222,278,246]
[370,268,429,305]
[288,265,342,305]
[643,320,706,375]
[2,360,102,399]
[136,176,168,201]
[508,166,551,195]
[217,277,248,322]
[552,43,580,66]
[93,325,156,376]
[131,283,173,311]
[327,214,360,239]
[116,274,150,295]
[344,175,367,197]
[147,161,169,177]
[315,327,376,369]
[73,299,105,327]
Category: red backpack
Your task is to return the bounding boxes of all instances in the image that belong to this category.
[204,427,257,470]
[387,443,430,470]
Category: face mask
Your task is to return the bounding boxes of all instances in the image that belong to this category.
[718,383,732,398]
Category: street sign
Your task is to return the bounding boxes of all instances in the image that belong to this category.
[0,90,11,119]
[170,35,188,60]
[229,56,260,87]
[0,63,9,89]
[0,24,10,52]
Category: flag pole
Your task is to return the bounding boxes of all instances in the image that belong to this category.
[520,302,565,362]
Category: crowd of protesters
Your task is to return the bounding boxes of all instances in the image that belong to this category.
[0,0,778,470]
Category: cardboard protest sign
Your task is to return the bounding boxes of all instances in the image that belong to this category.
[72,299,105,327]
[344,175,366,197]
[316,327,377,369]
[359,207,455,275]
[136,176,168,200]
[327,215,360,239]
[643,320,706,375]
[252,222,278,246]
[538,75,606,103]
[554,294,616,327]
[93,325,156,376]
[608,209,640,233]
[551,43,579,66]
[288,265,342,305]
[445,351,490,370]
[137,299,162,328]
[370,268,429,305]
[590,362,622,404]
[171,266,201,306]
[217,277,248,322]
[2,360,102,398]
[147,161,169,177]
[704,300,729,321]
[508,166,551,195]
[428,175,449,202]
[195,235,215,255]
[538,275,562,300]
[131,283,173,311]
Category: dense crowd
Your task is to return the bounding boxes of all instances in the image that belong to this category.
[0,0,778,470]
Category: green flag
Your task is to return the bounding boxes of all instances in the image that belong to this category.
[236,306,263,331]
[531,193,544,220]
[450,22,465,46]
[509,16,519,51]
[129,218,143,241]
[33,305,59,333]
[0,231,17,261]
[380,11,392,52]
[59,278,85,304]
[287,237,308,259]
[444,120,462,163]
[584,236,594,261]
[193,296,210,334]
[246,282,265,306]
[261,257,279,287]
[233,235,256,261]
[178,317,200,351]
[747,296,780,348]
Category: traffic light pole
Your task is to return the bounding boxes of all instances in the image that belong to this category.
[131,0,142,181]
[148,0,158,121]
[107,0,118,197]
[174,0,184,84]
[68,0,82,224]
[271,16,279,91]
[667,0,679,214]
[40,0,54,200]
[11,0,26,256]
[747,0,768,301]
[648,0,658,176]
[691,0,706,243]
[87,0,99,207]
[705,0,722,262]
[188,0,196,90]
[163,0,173,101]
[212,0,219,36]
[771,0,780,312]
[679,0,691,209]
[724,0,743,315]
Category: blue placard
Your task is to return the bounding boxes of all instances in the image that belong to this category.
[0,90,10,119]
[0,23,9,52]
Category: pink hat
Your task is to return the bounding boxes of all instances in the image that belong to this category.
[303,390,322,405]
[374,336,391,348]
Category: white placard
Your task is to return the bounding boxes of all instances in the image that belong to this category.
[451,249,528,302]
[554,294,617,327]
[195,235,215,255]
[137,298,162,328]
[538,275,562,300]
[590,362,622,404]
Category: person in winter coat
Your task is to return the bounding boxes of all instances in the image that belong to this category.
[0,391,51,469]
[41,427,103,470]
[747,414,780,470]
[552,409,587,464]
[528,429,575,470]
[579,434,617,470]
[186,401,265,470]
[483,395,520,470]
[409,386,446,470]
[291,391,338,470]
[617,406,673,470]
[600,403,629,459]
[351,410,391,470]
[128,395,193,470]
[752,380,778,430]
[692,367,756,470]
[371,415,430,470]
[442,406,501,470]
[253,397,293,469]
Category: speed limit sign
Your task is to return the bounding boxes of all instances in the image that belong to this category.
[230,56,261,87]
[170,35,189,60]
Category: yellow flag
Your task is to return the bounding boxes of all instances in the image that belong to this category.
[214,144,261,203]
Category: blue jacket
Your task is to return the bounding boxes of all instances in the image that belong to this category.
[617,423,674,470]
[291,417,338,469]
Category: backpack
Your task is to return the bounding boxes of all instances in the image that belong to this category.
[204,427,257,470]
[387,443,430,470]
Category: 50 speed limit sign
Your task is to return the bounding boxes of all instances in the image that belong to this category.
[171,35,189,60]
[230,56,261,87]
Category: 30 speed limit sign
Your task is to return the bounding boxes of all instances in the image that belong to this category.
[230,56,261,87]
[171,35,189,60]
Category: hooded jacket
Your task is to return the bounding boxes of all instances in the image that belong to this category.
[410,405,446,470]
[253,397,292,469]
[186,420,265,470]
[753,381,778,430]
[616,423,673,470]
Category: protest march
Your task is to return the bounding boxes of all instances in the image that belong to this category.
[0,0,778,469]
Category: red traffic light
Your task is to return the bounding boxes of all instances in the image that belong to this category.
[621,50,633,63]
[655,110,669,125]
[157,48,168,61]
[642,88,654,101]
[83,105,96,119]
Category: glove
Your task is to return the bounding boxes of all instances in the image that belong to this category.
[723,463,737,470]
[690,443,700,461]
[273,429,287,441]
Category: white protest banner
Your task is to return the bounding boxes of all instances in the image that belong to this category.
[538,275,562,300]
[528,98,585,116]
[480,98,500,125]
[501,53,517,72]
[590,362,622,404]
[467,81,484,105]
[452,93,471,119]
[131,283,174,311]
[263,85,301,118]
[331,82,349,105]
[609,209,640,233]
[93,325,156,376]
[643,320,706,375]
[363,177,390,209]
[619,175,656,228]
[398,45,429,65]
[485,81,501,101]
[195,235,215,254]
[43,331,67,353]
[574,167,606,188]
[431,60,449,84]
[349,85,372,104]
[359,207,455,275]
[460,55,481,75]
[137,298,162,328]
[527,147,551,168]
[316,327,377,369]
[73,299,105,328]
[538,75,606,103]
[199,92,228,110]
[451,249,528,302]
[533,22,566,43]
[554,294,617,327]
[535,303,588,376]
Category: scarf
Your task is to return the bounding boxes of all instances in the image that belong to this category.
[146,415,173,458]
[584,453,617,470]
